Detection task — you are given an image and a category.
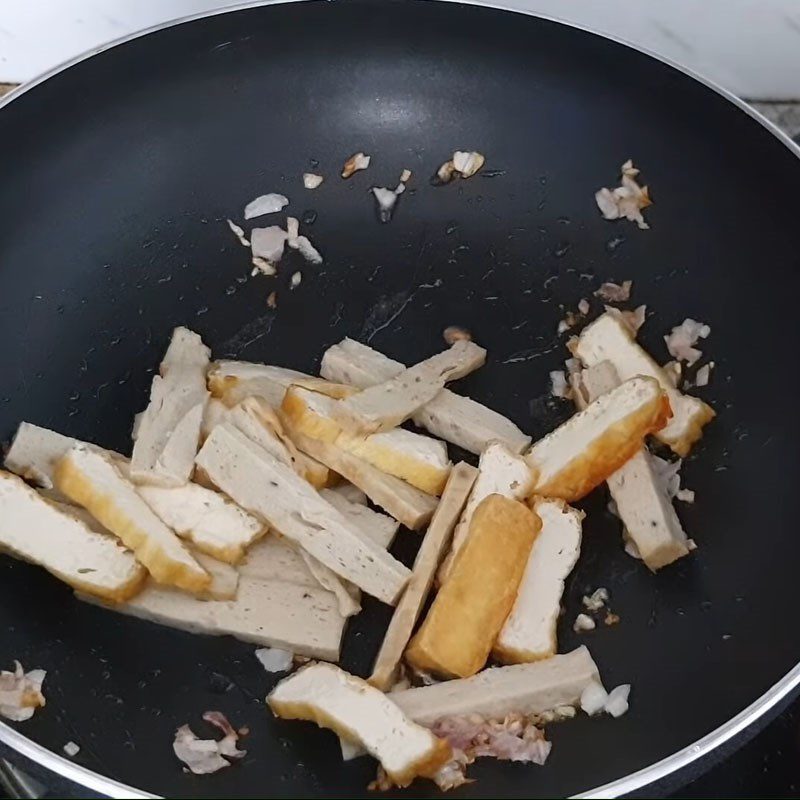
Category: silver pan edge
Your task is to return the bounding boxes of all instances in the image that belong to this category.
[0,1,797,797]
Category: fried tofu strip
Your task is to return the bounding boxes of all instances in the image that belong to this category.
[0,471,146,602]
[269,663,451,787]
[55,446,210,594]
[332,340,487,435]
[282,385,451,495]
[226,397,335,488]
[575,312,714,456]
[573,362,692,570]
[437,442,535,585]
[130,327,210,487]
[393,646,601,725]
[525,376,670,502]
[406,495,539,678]
[5,422,265,567]
[283,428,438,530]
[494,498,583,663]
[196,424,410,604]
[370,463,477,690]
[321,338,531,454]
[82,575,345,661]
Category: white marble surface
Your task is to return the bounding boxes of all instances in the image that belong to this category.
[1,0,800,99]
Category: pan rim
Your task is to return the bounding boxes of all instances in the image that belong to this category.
[0,0,798,797]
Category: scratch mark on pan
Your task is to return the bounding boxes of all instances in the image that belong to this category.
[650,20,694,54]
[221,313,275,357]
[360,280,442,343]
[502,342,558,364]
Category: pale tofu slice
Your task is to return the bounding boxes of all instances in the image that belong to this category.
[525,376,670,502]
[332,340,487,436]
[329,483,367,506]
[284,428,438,530]
[4,422,123,496]
[370,463,477,690]
[438,442,535,584]
[226,397,334,489]
[193,552,239,600]
[297,550,361,618]
[130,327,210,487]
[494,498,583,663]
[55,446,210,594]
[575,312,715,456]
[406,495,540,679]
[207,360,315,407]
[238,534,322,587]
[4,422,264,566]
[320,489,399,549]
[392,646,601,726]
[282,385,451,495]
[136,482,265,565]
[321,338,531,455]
[574,362,691,571]
[81,575,345,661]
[0,471,146,602]
[195,424,410,604]
[200,398,232,441]
[268,663,451,787]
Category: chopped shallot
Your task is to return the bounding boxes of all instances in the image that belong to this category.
[577,298,590,315]
[452,151,485,178]
[63,741,80,757]
[594,280,632,303]
[173,712,246,775]
[573,613,596,633]
[244,193,289,220]
[251,226,288,267]
[226,219,250,247]
[550,370,570,399]
[695,361,714,387]
[286,216,300,240]
[676,488,695,504]
[400,168,412,183]
[580,682,608,716]
[289,235,323,265]
[372,186,400,223]
[595,160,652,230]
[604,684,631,718]
[664,318,711,366]
[443,326,472,345]
[290,271,302,289]
[255,647,294,673]
[303,173,324,189]
[342,152,371,178]
[582,587,609,612]
[0,662,46,722]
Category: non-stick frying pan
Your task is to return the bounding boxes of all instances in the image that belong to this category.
[1,1,800,797]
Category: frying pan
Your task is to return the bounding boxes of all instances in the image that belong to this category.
[1,0,800,796]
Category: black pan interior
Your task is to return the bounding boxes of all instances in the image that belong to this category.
[1,1,800,796]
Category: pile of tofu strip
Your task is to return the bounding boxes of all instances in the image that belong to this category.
[0,311,714,788]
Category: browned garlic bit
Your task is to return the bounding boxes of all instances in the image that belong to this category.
[267,290,278,309]
[0,661,46,722]
[342,152,371,178]
[604,612,621,626]
[443,326,472,345]
[594,280,632,303]
[433,151,486,185]
[173,711,246,775]
[577,298,590,315]
[595,160,652,230]
[400,168,412,183]
[303,173,324,189]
